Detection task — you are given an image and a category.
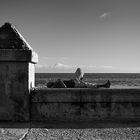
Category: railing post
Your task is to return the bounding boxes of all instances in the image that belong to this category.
[0,22,38,121]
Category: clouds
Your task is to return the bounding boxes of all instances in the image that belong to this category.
[35,63,75,73]
[35,63,115,73]
[53,63,74,69]
[99,12,112,20]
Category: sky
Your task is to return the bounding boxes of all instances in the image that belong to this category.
[0,0,140,73]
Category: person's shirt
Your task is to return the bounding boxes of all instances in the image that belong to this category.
[63,79,86,88]
[73,78,97,88]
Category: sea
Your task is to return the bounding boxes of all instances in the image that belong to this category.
[35,73,140,88]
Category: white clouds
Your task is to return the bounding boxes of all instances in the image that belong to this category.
[36,63,116,73]
[35,63,75,73]
[35,64,50,69]
[99,12,112,20]
[36,63,140,73]
[53,63,74,69]
[36,63,73,69]
[38,58,112,72]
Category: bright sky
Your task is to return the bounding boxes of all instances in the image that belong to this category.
[0,0,140,73]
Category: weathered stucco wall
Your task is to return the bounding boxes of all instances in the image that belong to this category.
[0,51,37,121]
[0,23,38,122]
[0,62,29,121]
[30,88,140,127]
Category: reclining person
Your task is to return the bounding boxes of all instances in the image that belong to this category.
[47,68,111,88]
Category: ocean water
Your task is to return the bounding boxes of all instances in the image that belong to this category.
[35,73,140,88]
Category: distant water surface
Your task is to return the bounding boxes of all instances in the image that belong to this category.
[35,73,140,88]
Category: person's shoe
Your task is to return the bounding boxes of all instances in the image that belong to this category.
[105,80,111,88]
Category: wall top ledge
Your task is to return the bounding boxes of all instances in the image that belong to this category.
[31,87,140,92]
[31,87,140,103]
[0,49,38,63]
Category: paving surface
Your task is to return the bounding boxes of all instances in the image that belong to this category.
[0,128,140,140]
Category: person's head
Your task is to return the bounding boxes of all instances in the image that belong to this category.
[74,68,84,81]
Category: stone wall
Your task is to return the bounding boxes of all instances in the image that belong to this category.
[30,88,140,128]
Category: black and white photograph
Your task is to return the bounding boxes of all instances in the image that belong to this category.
[0,0,140,139]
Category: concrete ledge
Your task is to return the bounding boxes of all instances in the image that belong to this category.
[30,88,140,128]
[30,120,140,128]
[31,88,140,102]
[0,49,38,63]
[1,120,140,128]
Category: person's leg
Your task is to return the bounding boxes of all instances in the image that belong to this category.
[53,79,67,88]
[47,81,54,88]
[96,80,111,88]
